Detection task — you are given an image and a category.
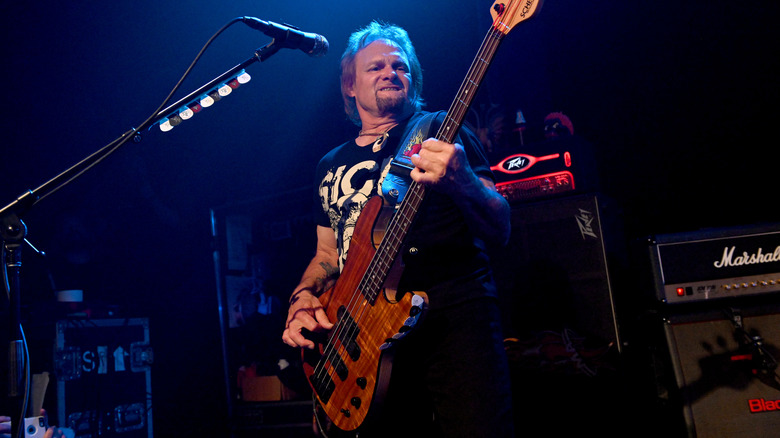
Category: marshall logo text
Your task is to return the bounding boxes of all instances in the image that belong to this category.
[713,246,780,269]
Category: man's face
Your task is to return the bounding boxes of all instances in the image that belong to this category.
[348,40,414,120]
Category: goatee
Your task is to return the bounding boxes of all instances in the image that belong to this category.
[376,95,407,115]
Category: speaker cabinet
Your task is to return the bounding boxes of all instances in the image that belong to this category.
[661,303,780,437]
[491,193,632,434]
[491,193,624,349]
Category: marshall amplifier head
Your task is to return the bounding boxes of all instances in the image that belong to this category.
[648,222,780,304]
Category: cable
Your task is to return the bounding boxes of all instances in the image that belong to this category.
[15,327,30,438]
[2,247,30,438]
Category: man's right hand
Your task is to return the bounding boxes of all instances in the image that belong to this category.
[282,289,334,349]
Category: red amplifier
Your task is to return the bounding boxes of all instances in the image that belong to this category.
[494,167,574,202]
[490,136,597,203]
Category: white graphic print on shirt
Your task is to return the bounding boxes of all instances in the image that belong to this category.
[319,156,393,271]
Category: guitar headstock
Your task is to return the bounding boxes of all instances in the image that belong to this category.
[490,0,544,35]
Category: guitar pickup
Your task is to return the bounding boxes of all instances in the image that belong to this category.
[328,352,349,381]
[337,306,360,334]
[345,339,361,362]
[336,306,362,361]
[311,371,335,403]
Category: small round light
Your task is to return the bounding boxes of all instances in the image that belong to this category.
[218,84,232,97]
[159,119,174,132]
[236,71,251,84]
[179,107,194,120]
[200,95,215,107]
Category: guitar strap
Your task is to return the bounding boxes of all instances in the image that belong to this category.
[381,111,444,208]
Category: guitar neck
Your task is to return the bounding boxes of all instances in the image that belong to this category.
[363,0,545,301]
[364,27,508,299]
[397,26,507,215]
[436,30,506,144]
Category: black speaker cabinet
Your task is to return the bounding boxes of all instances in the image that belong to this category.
[491,193,632,434]
[660,303,780,437]
[491,193,624,350]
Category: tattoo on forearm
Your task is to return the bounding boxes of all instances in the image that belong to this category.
[316,262,339,292]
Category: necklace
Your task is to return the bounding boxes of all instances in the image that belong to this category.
[358,125,395,152]
[358,130,385,137]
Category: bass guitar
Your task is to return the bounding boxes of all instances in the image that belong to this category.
[303,0,544,432]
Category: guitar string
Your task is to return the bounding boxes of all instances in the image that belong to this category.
[309,205,398,391]
[311,199,412,382]
[309,20,507,409]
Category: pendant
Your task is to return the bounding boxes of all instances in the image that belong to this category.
[372,132,389,153]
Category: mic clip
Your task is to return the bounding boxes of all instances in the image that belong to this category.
[749,335,778,372]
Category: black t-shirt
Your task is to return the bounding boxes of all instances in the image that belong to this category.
[314,111,497,309]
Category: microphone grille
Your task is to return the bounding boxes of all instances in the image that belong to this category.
[310,35,329,57]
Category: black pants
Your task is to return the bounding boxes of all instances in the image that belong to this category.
[354,296,515,438]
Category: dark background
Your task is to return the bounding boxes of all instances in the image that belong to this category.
[1,1,777,436]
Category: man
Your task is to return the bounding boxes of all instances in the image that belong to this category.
[282,21,514,437]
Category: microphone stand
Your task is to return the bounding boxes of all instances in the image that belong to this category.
[1,36,285,438]
[2,212,28,438]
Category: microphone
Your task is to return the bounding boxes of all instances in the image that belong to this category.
[241,17,328,57]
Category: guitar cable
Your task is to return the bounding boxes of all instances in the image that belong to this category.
[312,393,331,438]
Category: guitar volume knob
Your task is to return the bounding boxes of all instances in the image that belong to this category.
[356,377,367,389]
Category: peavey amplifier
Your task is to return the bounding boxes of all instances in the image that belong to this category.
[491,136,598,203]
[648,222,780,304]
